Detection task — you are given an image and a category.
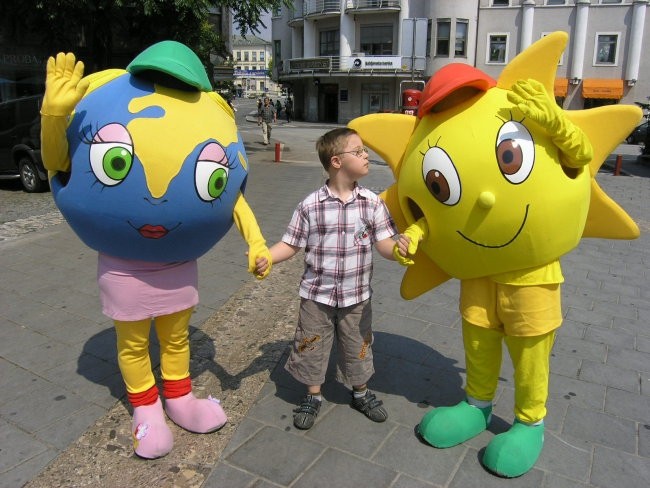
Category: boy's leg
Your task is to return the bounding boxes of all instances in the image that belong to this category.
[285,299,335,429]
[335,300,387,422]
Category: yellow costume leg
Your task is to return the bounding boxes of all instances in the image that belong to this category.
[114,318,155,394]
[482,331,555,477]
[154,308,192,382]
[505,331,555,423]
[419,320,499,448]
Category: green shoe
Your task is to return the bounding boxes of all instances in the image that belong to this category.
[482,419,544,478]
[418,400,492,448]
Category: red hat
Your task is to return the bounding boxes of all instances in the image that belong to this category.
[418,64,496,118]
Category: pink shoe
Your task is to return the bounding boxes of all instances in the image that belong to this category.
[164,392,227,433]
[132,397,173,459]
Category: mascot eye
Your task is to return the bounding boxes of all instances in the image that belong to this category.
[495,120,534,184]
[421,146,461,206]
[196,161,230,201]
[89,143,134,186]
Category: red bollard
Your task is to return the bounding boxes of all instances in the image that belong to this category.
[614,154,623,175]
[274,142,283,162]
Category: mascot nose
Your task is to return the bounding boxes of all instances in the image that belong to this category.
[477,191,495,209]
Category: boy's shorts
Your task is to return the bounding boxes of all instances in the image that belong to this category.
[285,298,374,387]
[460,277,562,336]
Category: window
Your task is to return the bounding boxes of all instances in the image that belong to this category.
[492,0,509,5]
[455,20,468,57]
[546,0,566,4]
[260,50,266,61]
[252,52,257,62]
[436,20,451,57]
[594,33,619,64]
[274,41,281,62]
[360,25,394,55]
[236,51,241,61]
[600,0,622,4]
[244,51,249,62]
[487,34,508,64]
[319,29,339,56]
[426,19,432,57]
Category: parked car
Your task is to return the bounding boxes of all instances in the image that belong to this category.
[626,120,648,145]
[0,95,49,192]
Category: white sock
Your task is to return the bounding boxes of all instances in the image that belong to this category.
[353,389,368,399]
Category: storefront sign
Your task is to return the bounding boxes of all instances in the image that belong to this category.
[289,58,331,71]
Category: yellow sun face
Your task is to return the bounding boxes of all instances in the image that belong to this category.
[398,87,591,279]
[349,31,641,298]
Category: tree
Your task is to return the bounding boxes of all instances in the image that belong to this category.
[0,1,291,72]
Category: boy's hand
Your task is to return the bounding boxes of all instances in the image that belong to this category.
[393,222,427,266]
[254,256,271,278]
[42,52,88,117]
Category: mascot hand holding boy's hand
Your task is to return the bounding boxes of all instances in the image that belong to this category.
[42,41,270,459]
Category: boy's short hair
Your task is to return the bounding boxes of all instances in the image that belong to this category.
[316,127,358,170]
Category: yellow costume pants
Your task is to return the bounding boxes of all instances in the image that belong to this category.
[114,308,193,394]
[463,320,555,423]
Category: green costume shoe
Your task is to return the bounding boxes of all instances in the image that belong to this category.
[418,400,492,448]
[482,419,544,478]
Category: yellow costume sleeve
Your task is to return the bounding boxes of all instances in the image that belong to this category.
[508,79,593,168]
[233,193,272,279]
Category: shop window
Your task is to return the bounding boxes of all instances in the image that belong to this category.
[594,33,619,65]
[455,20,468,57]
[436,20,451,57]
[487,34,508,64]
[320,29,340,56]
[360,25,394,55]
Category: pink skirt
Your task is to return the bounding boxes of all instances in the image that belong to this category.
[97,253,199,321]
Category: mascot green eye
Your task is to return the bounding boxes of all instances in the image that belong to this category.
[90,143,134,186]
[196,161,230,201]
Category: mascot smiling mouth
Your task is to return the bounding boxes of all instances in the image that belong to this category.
[131,222,181,239]
[457,204,529,249]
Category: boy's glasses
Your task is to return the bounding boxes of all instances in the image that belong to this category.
[336,147,369,158]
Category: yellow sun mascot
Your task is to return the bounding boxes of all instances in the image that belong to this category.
[349,32,641,478]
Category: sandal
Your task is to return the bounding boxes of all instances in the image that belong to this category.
[293,395,321,430]
[352,390,388,422]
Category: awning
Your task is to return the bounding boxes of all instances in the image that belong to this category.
[582,79,624,99]
[554,78,568,97]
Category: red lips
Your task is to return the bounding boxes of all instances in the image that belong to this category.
[139,224,168,239]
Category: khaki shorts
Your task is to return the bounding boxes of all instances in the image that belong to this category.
[285,298,374,387]
[460,277,562,336]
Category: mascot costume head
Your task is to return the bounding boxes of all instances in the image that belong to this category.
[41,41,270,459]
[350,32,640,477]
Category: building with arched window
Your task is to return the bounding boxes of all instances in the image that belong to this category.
[271,0,649,123]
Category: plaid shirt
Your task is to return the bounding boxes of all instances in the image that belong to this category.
[282,183,397,307]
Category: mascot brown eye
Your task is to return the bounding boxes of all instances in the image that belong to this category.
[421,146,461,205]
[495,120,534,184]
[496,139,524,175]
[425,170,451,203]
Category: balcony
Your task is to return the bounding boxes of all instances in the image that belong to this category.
[280,54,424,77]
[345,0,401,14]
[288,2,304,26]
[304,0,341,20]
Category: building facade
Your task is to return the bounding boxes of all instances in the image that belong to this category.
[232,35,281,97]
[271,0,649,123]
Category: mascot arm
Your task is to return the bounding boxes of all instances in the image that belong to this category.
[508,79,593,168]
[393,217,429,266]
[40,52,88,173]
[233,193,272,279]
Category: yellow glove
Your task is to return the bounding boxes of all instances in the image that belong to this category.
[41,52,88,117]
[41,52,89,173]
[507,79,593,168]
[393,218,428,266]
[233,194,272,279]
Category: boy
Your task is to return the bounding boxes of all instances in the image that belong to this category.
[255,127,411,429]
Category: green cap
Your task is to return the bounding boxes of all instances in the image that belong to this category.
[127,40,212,91]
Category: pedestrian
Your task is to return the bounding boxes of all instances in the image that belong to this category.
[257,97,262,112]
[257,96,276,145]
[275,98,282,118]
[285,97,293,123]
[254,127,412,430]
